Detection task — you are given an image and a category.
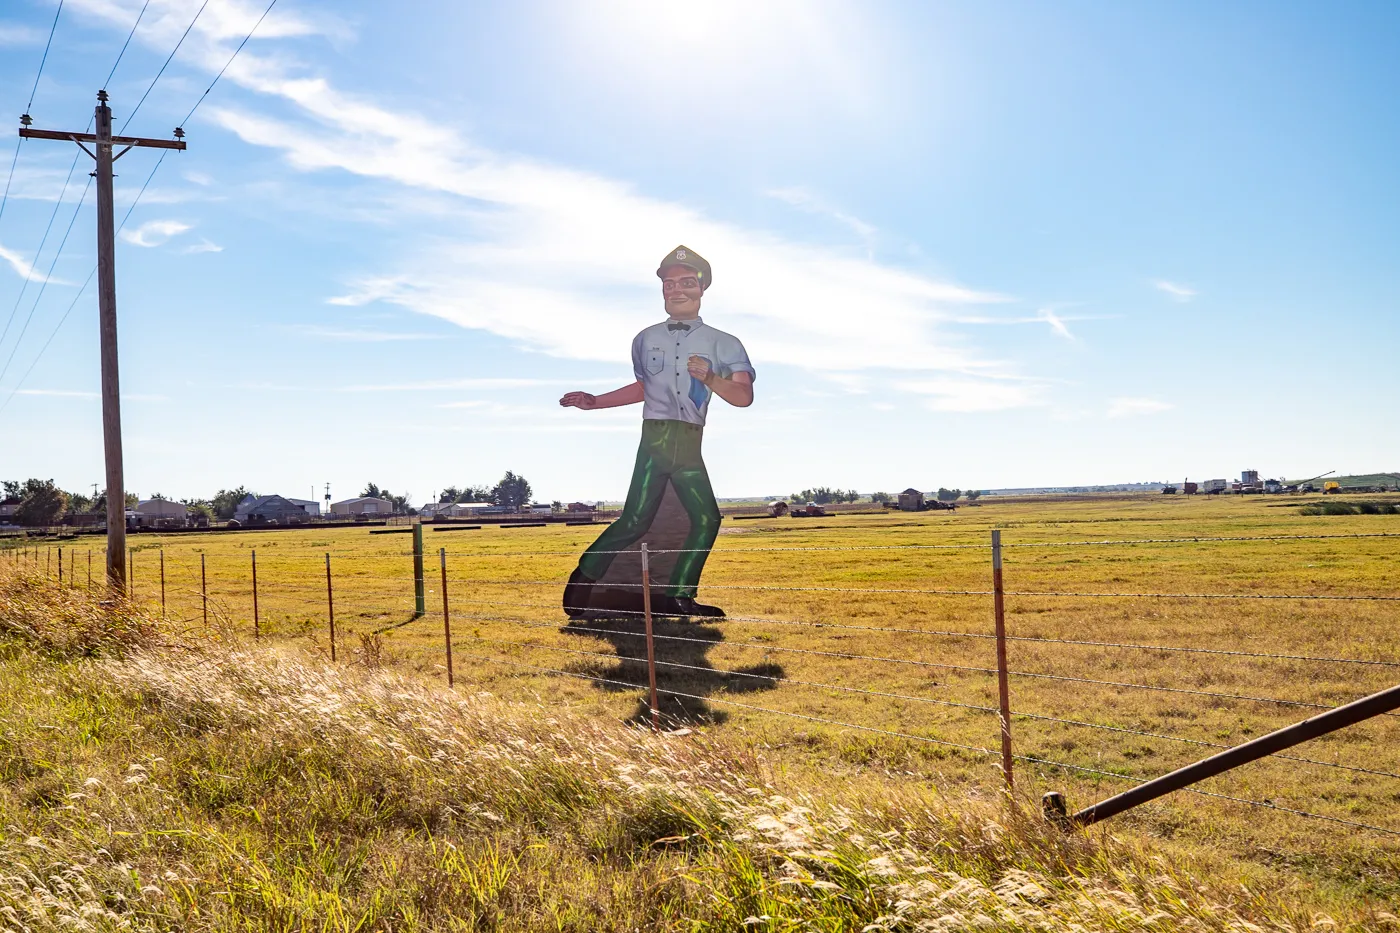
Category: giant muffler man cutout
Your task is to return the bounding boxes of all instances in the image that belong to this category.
[559,246,755,618]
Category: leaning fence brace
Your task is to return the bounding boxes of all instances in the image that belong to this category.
[1055,681,1400,829]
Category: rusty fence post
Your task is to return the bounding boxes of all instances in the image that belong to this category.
[251,549,260,639]
[640,543,660,732]
[159,547,166,618]
[58,546,63,585]
[440,547,453,687]
[325,553,336,662]
[87,549,92,591]
[200,553,208,626]
[992,530,1014,792]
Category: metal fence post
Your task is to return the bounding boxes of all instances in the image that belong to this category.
[200,553,207,626]
[992,530,1014,792]
[159,547,166,617]
[87,549,92,591]
[251,549,260,639]
[127,547,134,597]
[640,543,660,732]
[325,553,336,662]
[440,547,453,687]
[57,546,63,585]
[412,522,425,618]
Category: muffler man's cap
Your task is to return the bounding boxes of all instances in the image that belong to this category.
[656,245,712,291]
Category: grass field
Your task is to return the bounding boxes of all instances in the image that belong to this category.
[7,492,1400,913]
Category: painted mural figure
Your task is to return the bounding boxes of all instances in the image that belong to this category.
[559,246,754,618]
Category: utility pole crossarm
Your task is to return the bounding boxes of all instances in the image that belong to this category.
[18,127,187,151]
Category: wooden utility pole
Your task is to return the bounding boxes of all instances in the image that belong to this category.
[19,91,185,591]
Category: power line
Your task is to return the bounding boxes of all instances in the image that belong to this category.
[120,0,211,135]
[0,150,167,417]
[0,148,84,351]
[0,177,92,387]
[104,0,153,90]
[26,0,65,112]
[181,0,279,126]
[0,1,68,244]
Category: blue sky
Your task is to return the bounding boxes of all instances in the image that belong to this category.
[0,0,1396,505]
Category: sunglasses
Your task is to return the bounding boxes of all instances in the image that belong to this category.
[662,277,701,292]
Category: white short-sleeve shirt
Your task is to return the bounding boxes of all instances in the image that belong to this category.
[631,316,755,427]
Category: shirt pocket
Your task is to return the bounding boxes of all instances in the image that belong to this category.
[646,348,665,375]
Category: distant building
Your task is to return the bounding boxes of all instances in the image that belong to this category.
[0,497,19,522]
[1202,479,1228,494]
[234,494,312,526]
[136,498,188,528]
[420,502,495,519]
[898,488,926,511]
[1241,469,1260,485]
[330,496,394,516]
[287,498,321,517]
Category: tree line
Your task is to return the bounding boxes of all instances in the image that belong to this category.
[788,487,984,505]
[1,471,540,526]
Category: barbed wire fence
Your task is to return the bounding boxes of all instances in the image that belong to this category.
[3,525,1398,839]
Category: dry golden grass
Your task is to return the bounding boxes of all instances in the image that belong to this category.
[7,492,1399,913]
[1,568,1397,930]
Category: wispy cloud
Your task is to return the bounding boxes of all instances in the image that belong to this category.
[897,377,1048,412]
[0,23,42,45]
[119,219,191,248]
[1107,397,1173,418]
[183,238,223,254]
[17,389,166,401]
[1153,280,1196,301]
[766,186,877,239]
[284,325,437,342]
[0,243,72,285]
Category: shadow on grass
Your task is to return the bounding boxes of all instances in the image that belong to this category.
[561,613,783,728]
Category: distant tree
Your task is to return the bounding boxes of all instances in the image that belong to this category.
[210,487,252,520]
[439,484,492,503]
[438,486,463,503]
[551,500,563,512]
[15,478,69,527]
[965,490,982,501]
[936,487,961,502]
[361,482,384,499]
[149,492,167,500]
[491,471,533,509]
[183,499,215,521]
[2,480,20,500]
[68,491,95,513]
[387,492,413,515]
[843,489,861,503]
[870,491,891,505]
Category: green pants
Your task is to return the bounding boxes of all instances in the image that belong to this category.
[578,419,721,597]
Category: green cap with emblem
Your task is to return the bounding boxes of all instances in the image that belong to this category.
[656,245,712,291]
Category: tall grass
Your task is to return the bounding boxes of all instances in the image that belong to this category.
[1,566,1387,930]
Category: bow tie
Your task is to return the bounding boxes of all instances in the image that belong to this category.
[667,321,690,332]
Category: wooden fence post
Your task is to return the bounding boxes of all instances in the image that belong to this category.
[127,547,134,597]
[641,543,660,732]
[992,530,1014,792]
[412,522,425,618]
[251,549,260,639]
[200,553,207,626]
[57,546,63,585]
[159,547,166,617]
[325,553,336,662]
[87,549,92,591]
[440,547,453,687]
